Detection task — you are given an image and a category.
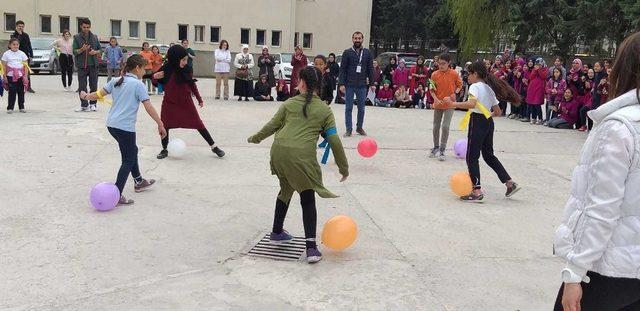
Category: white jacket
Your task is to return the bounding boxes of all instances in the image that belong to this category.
[214,49,231,73]
[554,89,640,280]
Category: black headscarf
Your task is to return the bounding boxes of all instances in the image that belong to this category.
[159,45,196,84]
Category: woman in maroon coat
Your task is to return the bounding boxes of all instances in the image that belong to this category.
[290,45,307,96]
[153,45,225,159]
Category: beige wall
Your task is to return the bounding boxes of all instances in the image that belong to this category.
[1,0,371,76]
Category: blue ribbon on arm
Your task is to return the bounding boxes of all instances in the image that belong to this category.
[320,127,338,165]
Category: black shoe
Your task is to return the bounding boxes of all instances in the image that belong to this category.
[505,182,521,198]
[343,131,352,137]
[157,149,168,159]
[245,97,250,101]
[356,128,367,136]
[215,96,220,100]
[460,192,484,203]
[27,88,35,93]
[212,146,225,158]
[238,97,243,101]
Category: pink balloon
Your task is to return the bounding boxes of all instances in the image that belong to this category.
[357,138,378,158]
[454,138,468,159]
[90,182,120,211]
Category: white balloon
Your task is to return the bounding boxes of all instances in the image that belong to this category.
[167,138,187,157]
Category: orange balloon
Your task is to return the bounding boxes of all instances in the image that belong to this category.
[321,215,358,250]
[449,172,473,196]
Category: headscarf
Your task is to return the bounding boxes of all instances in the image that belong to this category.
[535,58,546,68]
[241,44,250,56]
[516,58,525,68]
[261,46,269,56]
[570,58,582,74]
[398,59,406,70]
[159,45,194,84]
[416,56,425,67]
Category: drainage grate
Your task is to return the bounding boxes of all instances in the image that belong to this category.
[245,233,306,261]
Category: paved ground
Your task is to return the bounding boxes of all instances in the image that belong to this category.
[0,75,586,310]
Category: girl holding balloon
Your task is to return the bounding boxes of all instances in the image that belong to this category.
[443,61,521,202]
[80,54,166,205]
[248,66,349,263]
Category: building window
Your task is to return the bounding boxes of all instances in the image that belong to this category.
[256,29,266,46]
[4,13,16,32]
[59,16,70,33]
[194,25,204,43]
[240,28,250,45]
[40,15,51,33]
[111,20,121,37]
[294,32,299,47]
[210,26,220,43]
[303,33,313,49]
[145,22,156,39]
[178,24,188,41]
[129,21,139,38]
[76,17,88,34]
[271,30,281,47]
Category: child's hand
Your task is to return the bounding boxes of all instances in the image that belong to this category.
[340,174,348,182]
[3,79,9,91]
[80,91,88,100]
[158,125,167,139]
[153,71,164,79]
[198,100,204,108]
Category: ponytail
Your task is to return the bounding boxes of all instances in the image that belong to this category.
[299,66,324,118]
[469,61,521,105]
[115,54,147,87]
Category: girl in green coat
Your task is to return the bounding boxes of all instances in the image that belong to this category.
[248,67,349,264]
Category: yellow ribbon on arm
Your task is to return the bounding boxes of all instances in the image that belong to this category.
[96,89,113,106]
[459,95,492,131]
[0,62,4,76]
[21,61,34,74]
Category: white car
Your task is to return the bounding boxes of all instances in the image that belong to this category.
[273,53,315,82]
[30,38,59,74]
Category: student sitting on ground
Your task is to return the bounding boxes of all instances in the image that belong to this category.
[276,78,289,102]
[548,88,580,129]
[394,84,413,108]
[254,74,274,101]
[412,83,426,109]
[374,80,395,107]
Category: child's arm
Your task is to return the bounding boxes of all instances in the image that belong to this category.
[80,88,109,101]
[142,99,167,138]
[247,104,286,144]
[189,80,204,106]
[445,96,476,110]
[323,114,349,181]
[455,73,463,94]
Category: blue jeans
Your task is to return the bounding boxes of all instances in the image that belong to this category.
[344,86,367,132]
[108,127,141,194]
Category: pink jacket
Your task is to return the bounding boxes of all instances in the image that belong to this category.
[377,87,394,100]
[559,97,580,126]
[392,68,410,88]
[545,78,566,105]
[526,67,549,105]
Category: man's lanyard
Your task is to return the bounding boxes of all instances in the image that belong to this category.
[352,47,363,65]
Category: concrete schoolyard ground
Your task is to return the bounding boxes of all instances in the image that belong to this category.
[0,75,584,310]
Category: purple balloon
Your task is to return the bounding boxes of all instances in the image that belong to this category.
[454,139,468,159]
[90,182,120,211]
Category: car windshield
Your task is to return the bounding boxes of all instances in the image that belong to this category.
[398,54,418,65]
[31,38,53,50]
[280,53,292,63]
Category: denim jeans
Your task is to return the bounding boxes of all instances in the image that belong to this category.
[344,86,368,132]
[108,127,141,194]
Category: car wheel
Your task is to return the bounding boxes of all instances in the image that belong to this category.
[32,70,40,74]
[49,61,58,75]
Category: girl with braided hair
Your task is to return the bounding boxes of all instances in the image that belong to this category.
[248,66,349,264]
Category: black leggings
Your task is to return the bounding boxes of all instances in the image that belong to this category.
[272,189,317,249]
[7,77,25,110]
[161,128,215,149]
[578,106,594,130]
[467,113,511,189]
[554,271,640,311]
[59,53,74,88]
[108,127,141,194]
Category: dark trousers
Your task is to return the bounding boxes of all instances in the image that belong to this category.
[528,104,543,120]
[59,54,74,88]
[161,128,215,149]
[108,127,141,194]
[7,77,25,110]
[578,106,594,130]
[253,95,274,101]
[554,271,640,311]
[467,113,511,189]
[498,100,507,116]
[78,66,98,108]
[272,189,317,249]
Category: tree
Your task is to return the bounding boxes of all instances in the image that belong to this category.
[446,0,509,58]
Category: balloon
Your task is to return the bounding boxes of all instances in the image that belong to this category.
[357,138,378,158]
[454,138,468,159]
[167,138,187,158]
[90,182,120,211]
[321,215,358,251]
[449,172,473,196]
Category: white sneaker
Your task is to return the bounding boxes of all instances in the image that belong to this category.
[438,150,446,161]
[75,107,89,112]
[90,105,97,112]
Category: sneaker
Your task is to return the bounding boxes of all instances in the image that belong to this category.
[438,150,446,162]
[578,125,588,132]
[505,182,521,198]
[244,97,250,101]
[343,131,352,137]
[269,230,293,244]
[429,147,439,158]
[157,149,168,159]
[215,96,220,100]
[460,192,484,203]
[6,110,13,114]
[19,109,26,113]
[212,146,225,158]
[224,97,229,101]
[27,88,35,93]
[134,178,156,193]
[530,119,536,124]
[75,107,89,112]
[520,118,530,122]
[535,119,543,125]
[508,114,517,119]
[306,247,323,264]
[356,128,367,136]
[543,121,549,126]
[117,195,134,206]
[90,105,97,112]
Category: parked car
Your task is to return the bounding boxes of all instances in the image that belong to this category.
[376,52,428,69]
[273,52,314,82]
[29,38,59,75]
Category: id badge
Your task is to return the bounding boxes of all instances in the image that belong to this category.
[356,65,362,73]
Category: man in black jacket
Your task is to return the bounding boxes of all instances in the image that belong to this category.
[11,20,35,93]
[338,31,374,137]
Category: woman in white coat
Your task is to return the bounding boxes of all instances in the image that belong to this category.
[214,40,231,100]
[233,44,254,101]
[553,32,640,310]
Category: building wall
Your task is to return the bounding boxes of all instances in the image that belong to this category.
[1,0,372,76]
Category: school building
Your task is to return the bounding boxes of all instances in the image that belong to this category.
[2,0,373,76]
